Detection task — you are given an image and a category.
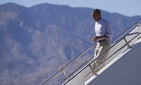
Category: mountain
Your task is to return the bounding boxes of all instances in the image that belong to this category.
[0,2,140,85]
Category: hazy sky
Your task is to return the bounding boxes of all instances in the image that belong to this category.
[0,0,141,16]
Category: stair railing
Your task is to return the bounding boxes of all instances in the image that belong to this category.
[42,19,141,85]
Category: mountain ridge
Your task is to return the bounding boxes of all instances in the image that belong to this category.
[0,2,141,85]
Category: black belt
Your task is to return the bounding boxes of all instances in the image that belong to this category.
[98,39,107,42]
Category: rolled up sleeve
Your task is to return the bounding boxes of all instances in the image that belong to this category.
[105,22,113,38]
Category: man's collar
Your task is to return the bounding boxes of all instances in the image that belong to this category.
[96,18,102,23]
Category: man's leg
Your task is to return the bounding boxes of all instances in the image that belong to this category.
[93,40,110,73]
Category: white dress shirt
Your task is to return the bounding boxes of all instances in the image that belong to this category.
[95,18,113,39]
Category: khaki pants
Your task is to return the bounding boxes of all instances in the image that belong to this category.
[92,39,111,73]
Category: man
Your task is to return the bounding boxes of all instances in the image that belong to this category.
[92,9,113,73]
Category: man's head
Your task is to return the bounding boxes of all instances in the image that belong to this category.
[92,9,101,21]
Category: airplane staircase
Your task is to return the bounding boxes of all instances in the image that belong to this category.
[42,19,141,85]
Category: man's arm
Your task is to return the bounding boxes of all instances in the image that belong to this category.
[105,21,113,38]
[93,35,109,42]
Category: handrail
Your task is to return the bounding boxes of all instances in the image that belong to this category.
[42,19,141,85]
[42,43,96,85]
[63,31,141,84]
[112,19,141,44]
[62,19,141,84]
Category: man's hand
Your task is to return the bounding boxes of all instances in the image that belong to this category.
[92,36,98,42]
[93,35,109,42]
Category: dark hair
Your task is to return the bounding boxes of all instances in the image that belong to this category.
[93,9,101,15]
